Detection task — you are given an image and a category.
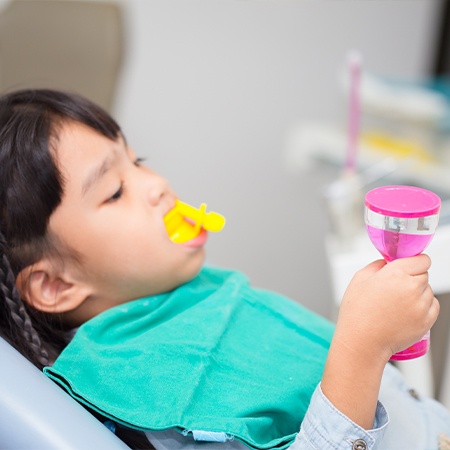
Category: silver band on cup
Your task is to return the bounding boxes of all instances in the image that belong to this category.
[364,208,440,235]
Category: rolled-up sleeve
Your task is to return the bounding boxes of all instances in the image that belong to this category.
[288,384,389,450]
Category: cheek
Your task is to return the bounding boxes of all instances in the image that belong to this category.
[99,223,171,264]
[53,217,125,265]
[53,207,175,271]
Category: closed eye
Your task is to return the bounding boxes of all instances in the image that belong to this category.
[106,183,124,203]
[134,157,146,167]
[104,156,144,204]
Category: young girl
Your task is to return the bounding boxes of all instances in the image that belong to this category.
[0,89,449,450]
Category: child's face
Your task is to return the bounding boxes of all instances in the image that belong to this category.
[48,121,206,320]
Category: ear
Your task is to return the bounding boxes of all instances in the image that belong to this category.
[16,259,91,314]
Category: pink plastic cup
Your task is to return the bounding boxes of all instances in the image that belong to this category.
[364,185,441,360]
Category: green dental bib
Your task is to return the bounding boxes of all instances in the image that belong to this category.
[44,267,334,449]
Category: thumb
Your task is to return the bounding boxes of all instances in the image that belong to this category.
[359,259,387,277]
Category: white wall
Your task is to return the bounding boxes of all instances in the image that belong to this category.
[113,0,439,317]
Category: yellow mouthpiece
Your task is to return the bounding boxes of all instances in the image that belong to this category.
[164,200,226,244]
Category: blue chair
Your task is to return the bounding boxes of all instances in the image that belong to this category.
[0,337,130,449]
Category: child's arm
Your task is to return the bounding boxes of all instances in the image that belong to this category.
[321,254,439,429]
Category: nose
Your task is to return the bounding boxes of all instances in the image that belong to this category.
[144,169,172,206]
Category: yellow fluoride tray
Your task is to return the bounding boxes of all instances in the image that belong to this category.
[164,200,226,243]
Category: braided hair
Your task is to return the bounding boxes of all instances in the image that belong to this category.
[0,89,121,369]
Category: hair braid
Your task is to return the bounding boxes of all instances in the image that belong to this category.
[0,89,121,370]
[0,232,50,368]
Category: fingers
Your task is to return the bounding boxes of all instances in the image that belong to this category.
[390,253,431,276]
[430,296,441,326]
[415,285,440,333]
[425,290,440,327]
[359,254,431,279]
[359,259,387,275]
[412,271,429,291]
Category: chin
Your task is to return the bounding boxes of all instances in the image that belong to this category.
[180,253,205,284]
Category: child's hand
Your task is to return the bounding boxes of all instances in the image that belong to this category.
[334,254,439,364]
[321,254,438,429]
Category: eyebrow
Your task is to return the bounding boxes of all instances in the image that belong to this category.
[81,153,116,197]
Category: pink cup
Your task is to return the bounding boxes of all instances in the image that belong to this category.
[364,185,441,360]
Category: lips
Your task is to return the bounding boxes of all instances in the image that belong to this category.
[181,228,208,248]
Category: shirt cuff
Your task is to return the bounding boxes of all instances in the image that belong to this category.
[295,383,389,450]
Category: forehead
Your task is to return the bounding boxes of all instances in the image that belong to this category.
[52,121,125,203]
[56,120,116,160]
[55,120,123,173]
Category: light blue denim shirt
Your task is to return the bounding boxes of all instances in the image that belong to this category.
[294,384,387,450]
[145,364,450,450]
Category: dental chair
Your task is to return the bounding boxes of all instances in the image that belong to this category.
[0,2,134,447]
[0,0,124,112]
[0,337,130,449]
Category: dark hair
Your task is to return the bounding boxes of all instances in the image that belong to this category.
[0,89,157,450]
[0,89,121,369]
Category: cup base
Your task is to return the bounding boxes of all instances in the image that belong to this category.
[389,334,430,361]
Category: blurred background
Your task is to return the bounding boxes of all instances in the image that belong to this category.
[1,0,450,401]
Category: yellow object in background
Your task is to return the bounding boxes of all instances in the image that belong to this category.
[362,132,436,164]
[164,200,226,243]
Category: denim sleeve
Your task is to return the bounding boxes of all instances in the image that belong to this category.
[288,384,389,450]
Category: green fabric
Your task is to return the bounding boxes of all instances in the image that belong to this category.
[44,267,334,450]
